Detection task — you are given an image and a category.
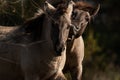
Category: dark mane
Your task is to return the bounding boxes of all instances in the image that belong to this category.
[21,12,45,41]
[74,1,95,14]
[23,14,45,33]
[23,4,67,33]
[56,3,67,14]
[0,11,45,43]
[53,2,68,18]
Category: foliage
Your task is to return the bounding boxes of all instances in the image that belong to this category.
[82,0,120,79]
[0,0,41,25]
[84,28,101,61]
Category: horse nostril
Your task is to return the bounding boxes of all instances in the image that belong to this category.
[85,17,90,22]
[55,44,65,56]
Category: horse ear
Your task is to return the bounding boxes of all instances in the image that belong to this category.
[75,1,100,17]
[66,1,75,18]
[44,1,56,14]
[91,4,100,17]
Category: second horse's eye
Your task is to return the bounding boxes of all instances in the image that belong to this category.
[85,15,90,22]
[72,11,77,19]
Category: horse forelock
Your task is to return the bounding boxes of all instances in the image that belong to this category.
[0,12,46,43]
[57,4,67,14]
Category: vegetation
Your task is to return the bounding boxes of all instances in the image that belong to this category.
[0,0,119,80]
[82,0,120,79]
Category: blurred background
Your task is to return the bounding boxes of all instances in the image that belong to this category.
[0,0,120,80]
[83,0,120,80]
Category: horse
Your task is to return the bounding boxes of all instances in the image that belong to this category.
[63,1,100,80]
[0,1,74,80]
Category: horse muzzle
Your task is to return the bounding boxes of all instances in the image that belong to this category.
[68,24,81,41]
[55,43,65,56]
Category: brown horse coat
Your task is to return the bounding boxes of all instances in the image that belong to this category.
[0,1,74,80]
[64,1,100,80]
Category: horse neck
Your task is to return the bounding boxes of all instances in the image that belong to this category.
[67,36,83,50]
[41,16,52,42]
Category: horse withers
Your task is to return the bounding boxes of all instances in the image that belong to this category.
[64,1,100,80]
[0,1,74,80]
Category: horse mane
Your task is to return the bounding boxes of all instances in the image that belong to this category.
[23,15,45,33]
[74,1,95,14]
[11,4,69,41]
[20,10,46,41]
[0,10,45,42]
[56,4,67,15]
[0,5,69,43]
[20,5,68,41]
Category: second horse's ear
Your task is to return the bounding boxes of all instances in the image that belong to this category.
[82,3,100,17]
[90,4,100,17]
[44,1,56,14]
[74,1,100,17]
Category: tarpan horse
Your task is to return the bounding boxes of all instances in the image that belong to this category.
[63,1,100,80]
[0,1,74,80]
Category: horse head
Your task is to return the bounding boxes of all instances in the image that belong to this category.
[69,1,100,40]
[44,1,74,55]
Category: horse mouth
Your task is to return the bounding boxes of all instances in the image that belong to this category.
[68,24,80,41]
[71,24,80,34]
[55,44,65,56]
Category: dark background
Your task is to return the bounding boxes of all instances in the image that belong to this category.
[83,0,120,80]
[0,0,120,80]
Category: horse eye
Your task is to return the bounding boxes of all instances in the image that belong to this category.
[85,16,90,22]
[72,11,77,19]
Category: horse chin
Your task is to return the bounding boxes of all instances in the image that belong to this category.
[75,33,81,38]
[55,44,65,56]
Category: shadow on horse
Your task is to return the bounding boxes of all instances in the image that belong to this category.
[0,1,74,80]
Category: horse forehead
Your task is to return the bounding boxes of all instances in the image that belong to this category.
[75,9,86,15]
[51,14,71,26]
[74,9,90,18]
